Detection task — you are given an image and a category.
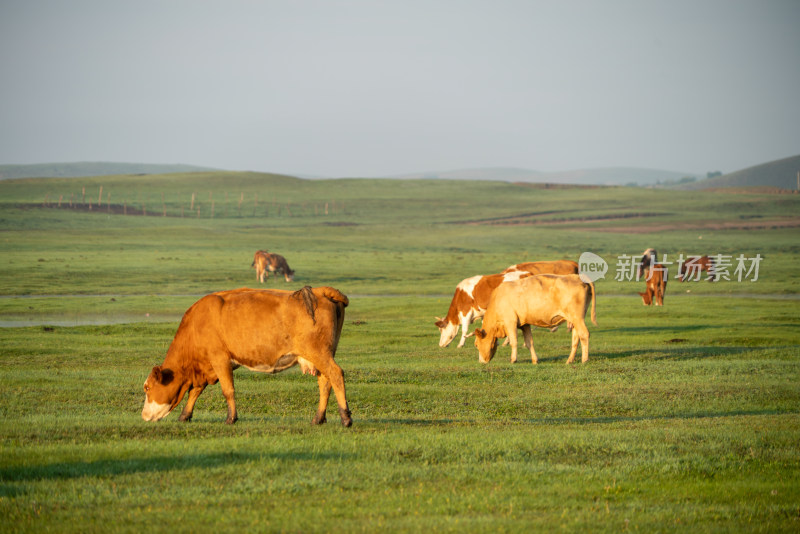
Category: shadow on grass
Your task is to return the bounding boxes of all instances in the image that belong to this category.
[363,408,797,428]
[0,450,355,487]
[598,324,711,334]
[593,344,798,361]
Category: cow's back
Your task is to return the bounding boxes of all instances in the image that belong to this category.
[504,260,579,276]
[489,274,591,329]
[169,287,346,367]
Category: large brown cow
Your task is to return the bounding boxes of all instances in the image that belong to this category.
[503,260,579,276]
[141,286,352,426]
[435,270,531,348]
[474,274,597,365]
[252,250,295,283]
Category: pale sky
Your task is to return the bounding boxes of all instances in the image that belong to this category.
[1,0,798,177]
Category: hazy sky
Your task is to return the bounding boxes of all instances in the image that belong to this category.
[1,0,798,177]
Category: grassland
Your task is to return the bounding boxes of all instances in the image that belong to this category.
[1,172,799,532]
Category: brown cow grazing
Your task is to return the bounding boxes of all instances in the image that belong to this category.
[142,286,352,426]
[474,274,597,365]
[503,260,579,276]
[435,270,531,348]
[678,255,716,281]
[252,250,295,283]
[639,267,667,306]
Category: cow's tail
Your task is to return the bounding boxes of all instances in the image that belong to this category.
[292,286,319,323]
[314,287,348,350]
[588,280,597,325]
[315,286,349,308]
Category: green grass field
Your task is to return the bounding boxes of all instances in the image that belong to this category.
[1,173,799,532]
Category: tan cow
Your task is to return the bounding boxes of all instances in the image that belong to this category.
[435,260,578,348]
[142,286,352,426]
[435,270,531,348]
[503,260,579,276]
[252,250,295,283]
[474,274,597,365]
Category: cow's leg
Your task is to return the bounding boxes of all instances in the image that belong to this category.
[211,361,237,424]
[312,373,331,425]
[508,329,519,363]
[521,325,537,364]
[457,312,473,348]
[178,385,207,422]
[566,327,580,364]
[318,359,351,427]
[457,318,469,348]
[573,321,590,363]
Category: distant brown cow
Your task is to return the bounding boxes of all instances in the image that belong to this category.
[252,250,295,283]
[678,255,716,281]
[474,274,597,365]
[503,260,579,276]
[142,286,351,426]
[639,267,667,306]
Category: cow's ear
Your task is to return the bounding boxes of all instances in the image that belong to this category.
[434,317,445,328]
[151,366,163,383]
[475,329,486,339]
[151,366,174,385]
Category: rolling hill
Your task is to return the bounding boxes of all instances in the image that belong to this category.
[391,166,699,186]
[0,161,218,180]
[679,154,800,190]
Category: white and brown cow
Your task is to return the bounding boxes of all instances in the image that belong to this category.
[142,286,351,426]
[474,274,597,365]
[435,270,531,348]
[252,250,295,283]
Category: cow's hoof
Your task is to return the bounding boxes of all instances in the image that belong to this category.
[339,407,352,427]
[312,413,327,425]
[225,416,238,425]
[178,413,193,422]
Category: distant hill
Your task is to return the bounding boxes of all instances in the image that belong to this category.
[678,154,800,191]
[0,162,219,180]
[392,166,700,186]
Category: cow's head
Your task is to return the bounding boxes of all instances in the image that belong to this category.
[435,317,458,347]
[473,328,499,364]
[141,366,186,421]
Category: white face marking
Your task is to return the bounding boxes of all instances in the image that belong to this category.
[438,321,459,347]
[141,397,172,421]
